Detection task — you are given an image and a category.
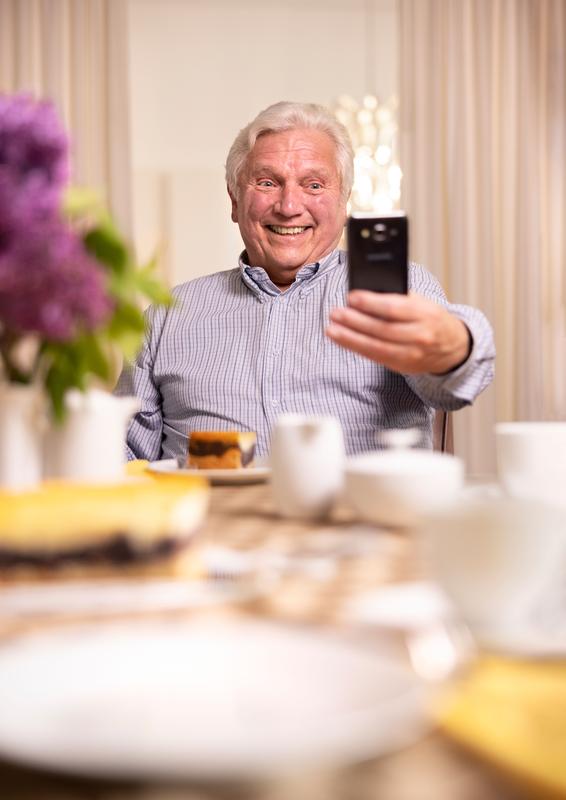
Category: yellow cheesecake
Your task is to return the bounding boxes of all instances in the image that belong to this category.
[0,476,209,581]
[187,431,256,469]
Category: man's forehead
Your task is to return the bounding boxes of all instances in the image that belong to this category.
[250,128,336,160]
[247,128,338,166]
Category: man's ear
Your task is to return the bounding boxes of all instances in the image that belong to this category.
[228,188,238,223]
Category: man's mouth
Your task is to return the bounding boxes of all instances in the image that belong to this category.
[266,225,310,235]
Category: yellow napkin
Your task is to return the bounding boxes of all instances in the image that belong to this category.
[437,656,566,798]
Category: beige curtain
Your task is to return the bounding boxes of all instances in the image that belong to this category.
[399,0,566,476]
[0,0,132,232]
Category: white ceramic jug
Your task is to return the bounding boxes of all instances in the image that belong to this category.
[270,414,345,519]
[44,388,139,483]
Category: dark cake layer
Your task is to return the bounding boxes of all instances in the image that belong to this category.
[0,533,192,570]
[188,440,255,466]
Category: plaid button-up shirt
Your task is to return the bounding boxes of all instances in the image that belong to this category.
[115,249,495,461]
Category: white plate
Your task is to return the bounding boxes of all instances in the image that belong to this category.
[0,576,270,619]
[343,581,453,630]
[148,458,271,485]
[0,618,429,780]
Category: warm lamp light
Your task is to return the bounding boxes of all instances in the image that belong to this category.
[333,93,402,214]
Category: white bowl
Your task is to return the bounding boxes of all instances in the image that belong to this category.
[344,449,465,528]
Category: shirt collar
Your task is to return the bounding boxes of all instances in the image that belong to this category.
[239,249,342,298]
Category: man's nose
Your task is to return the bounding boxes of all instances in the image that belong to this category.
[274,184,303,216]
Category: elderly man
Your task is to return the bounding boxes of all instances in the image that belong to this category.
[116,101,494,460]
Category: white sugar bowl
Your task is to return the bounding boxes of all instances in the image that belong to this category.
[344,448,465,528]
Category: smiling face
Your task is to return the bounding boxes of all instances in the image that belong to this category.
[229,128,347,289]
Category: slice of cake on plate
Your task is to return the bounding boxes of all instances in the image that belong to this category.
[187,431,256,470]
[0,476,209,581]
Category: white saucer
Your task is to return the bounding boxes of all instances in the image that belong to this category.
[344,581,566,659]
[0,618,429,780]
[148,458,271,485]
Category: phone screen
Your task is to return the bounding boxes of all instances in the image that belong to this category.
[348,215,408,294]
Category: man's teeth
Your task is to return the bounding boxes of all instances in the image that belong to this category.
[268,225,307,235]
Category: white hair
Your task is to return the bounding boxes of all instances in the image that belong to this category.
[225,101,354,201]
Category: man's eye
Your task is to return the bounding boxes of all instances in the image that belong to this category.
[258,179,275,187]
[308,182,323,190]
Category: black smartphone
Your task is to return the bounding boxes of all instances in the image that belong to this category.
[348,214,408,293]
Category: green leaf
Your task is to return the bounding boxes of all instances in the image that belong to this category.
[84,225,128,273]
[107,302,146,335]
[38,191,173,422]
[134,267,173,305]
[79,334,112,382]
[111,330,146,362]
[63,187,109,223]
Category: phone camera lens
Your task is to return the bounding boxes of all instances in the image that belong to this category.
[372,222,388,242]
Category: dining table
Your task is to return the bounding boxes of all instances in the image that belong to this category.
[0,477,543,800]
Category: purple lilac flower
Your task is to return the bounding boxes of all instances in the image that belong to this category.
[0,216,113,341]
[0,93,69,216]
[0,173,38,258]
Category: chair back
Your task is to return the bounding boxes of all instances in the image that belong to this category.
[433,410,454,454]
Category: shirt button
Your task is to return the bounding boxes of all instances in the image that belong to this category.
[272,349,280,356]
[271,399,279,407]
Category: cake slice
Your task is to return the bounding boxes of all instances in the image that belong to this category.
[0,476,209,581]
[187,431,256,470]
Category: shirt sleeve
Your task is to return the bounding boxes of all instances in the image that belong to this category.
[113,303,168,461]
[403,263,496,410]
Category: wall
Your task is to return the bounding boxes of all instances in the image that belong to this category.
[128,0,399,285]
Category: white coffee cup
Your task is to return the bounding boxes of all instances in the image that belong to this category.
[419,496,566,638]
[495,421,566,508]
[270,414,345,519]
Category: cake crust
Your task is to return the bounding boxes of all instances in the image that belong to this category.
[188,431,256,469]
[0,477,209,582]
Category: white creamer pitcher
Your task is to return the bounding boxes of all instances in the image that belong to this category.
[44,388,139,483]
[270,414,345,519]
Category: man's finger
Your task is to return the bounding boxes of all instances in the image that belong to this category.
[328,306,422,345]
[325,321,421,371]
[347,289,429,322]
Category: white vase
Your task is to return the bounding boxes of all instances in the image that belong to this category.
[0,383,45,490]
[43,388,139,483]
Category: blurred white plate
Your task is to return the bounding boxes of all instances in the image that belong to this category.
[148,458,270,485]
[0,577,268,619]
[343,581,452,630]
[0,618,429,780]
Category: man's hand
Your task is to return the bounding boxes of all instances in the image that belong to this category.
[326,290,471,375]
